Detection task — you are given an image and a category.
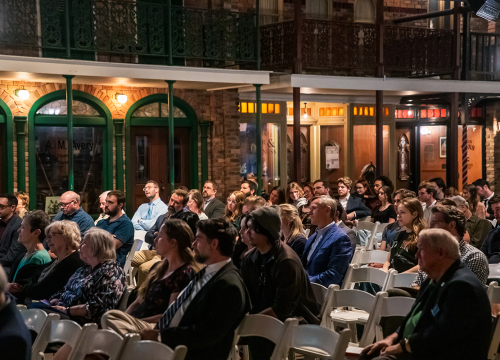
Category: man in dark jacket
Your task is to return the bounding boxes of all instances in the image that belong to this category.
[360,228,491,360]
[240,206,319,359]
[337,177,372,220]
[202,181,225,219]
[0,194,24,276]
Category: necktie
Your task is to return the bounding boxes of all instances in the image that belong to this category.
[158,267,206,330]
[147,203,153,219]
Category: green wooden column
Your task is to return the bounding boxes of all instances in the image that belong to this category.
[200,121,211,185]
[114,119,124,191]
[63,75,75,191]
[14,116,27,192]
[255,84,262,195]
[166,80,176,192]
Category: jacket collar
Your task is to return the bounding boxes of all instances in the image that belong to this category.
[248,241,282,264]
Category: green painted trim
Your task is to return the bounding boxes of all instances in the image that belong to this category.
[14,117,27,193]
[64,75,75,191]
[35,116,106,126]
[0,115,5,124]
[199,121,211,184]
[0,102,13,193]
[27,90,113,210]
[114,119,124,191]
[124,94,199,212]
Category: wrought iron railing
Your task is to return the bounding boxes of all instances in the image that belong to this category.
[468,32,500,81]
[0,0,257,67]
[260,18,454,77]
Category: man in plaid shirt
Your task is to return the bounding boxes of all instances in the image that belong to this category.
[411,204,489,289]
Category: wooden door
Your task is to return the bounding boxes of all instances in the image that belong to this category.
[287,126,310,184]
[320,125,344,192]
[130,126,190,210]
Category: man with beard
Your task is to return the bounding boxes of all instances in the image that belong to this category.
[140,218,250,360]
[202,181,225,219]
[96,190,134,267]
[131,180,168,231]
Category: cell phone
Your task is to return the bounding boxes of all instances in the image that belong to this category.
[41,300,51,306]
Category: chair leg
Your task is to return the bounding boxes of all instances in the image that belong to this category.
[348,323,358,343]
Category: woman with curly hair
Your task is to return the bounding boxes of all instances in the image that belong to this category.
[286,182,307,209]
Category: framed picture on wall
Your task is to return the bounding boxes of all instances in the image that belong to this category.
[439,137,447,158]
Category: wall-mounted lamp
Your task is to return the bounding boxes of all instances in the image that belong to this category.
[303,102,308,119]
[15,88,29,100]
[420,126,431,136]
[115,93,128,104]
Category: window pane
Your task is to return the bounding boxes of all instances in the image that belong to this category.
[35,127,104,215]
[131,102,186,118]
[420,125,447,183]
[36,100,100,116]
[136,136,149,183]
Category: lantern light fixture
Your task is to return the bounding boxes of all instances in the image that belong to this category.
[15,88,29,100]
[115,93,128,104]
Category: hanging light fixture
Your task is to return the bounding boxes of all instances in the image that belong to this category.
[353,0,376,24]
[14,87,29,100]
[420,127,431,136]
[115,93,128,104]
[303,102,308,119]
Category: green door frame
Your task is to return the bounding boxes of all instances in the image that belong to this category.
[0,100,13,193]
[27,90,113,210]
[124,94,198,212]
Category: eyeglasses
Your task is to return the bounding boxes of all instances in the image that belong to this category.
[47,232,63,239]
[0,204,12,210]
[59,200,74,207]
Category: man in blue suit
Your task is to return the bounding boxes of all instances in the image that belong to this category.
[337,177,372,221]
[302,196,354,287]
[0,264,31,360]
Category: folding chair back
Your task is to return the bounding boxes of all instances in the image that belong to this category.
[124,239,143,280]
[311,283,328,313]
[17,304,28,311]
[119,334,187,360]
[68,329,124,360]
[355,250,389,266]
[490,265,500,280]
[289,325,351,360]
[21,309,57,336]
[384,270,418,291]
[342,264,390,290]
[330,288,376,313]
[118,286,135,311]
[231,314,299,360]
[356,222,377,250]
[368,223,389,250]
[134,230,147,241]
[488,282,500,360]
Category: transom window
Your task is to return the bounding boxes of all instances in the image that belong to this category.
[132,102,186,118]
[36,100,100,116]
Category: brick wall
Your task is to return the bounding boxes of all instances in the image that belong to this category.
[485,102,497,191]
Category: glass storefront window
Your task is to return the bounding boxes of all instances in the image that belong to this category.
[35,127,104,215]
[239,123,281,194]
[420,125,447,183]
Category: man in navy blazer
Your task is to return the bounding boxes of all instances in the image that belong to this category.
[0,264,31,360]
[302,196,353,287]
[337,177,372,220]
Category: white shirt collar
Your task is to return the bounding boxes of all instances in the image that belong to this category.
[204,258,231,275]
[487,192,495,201]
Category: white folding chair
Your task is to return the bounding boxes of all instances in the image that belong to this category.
[368,223,389,250]
[383,269,418,291]
[490,265,500,279]
[358,292,415,347]
[320,285,377,343]
[289,324,351,360]
[124,239,143,285]
[68,329,124,360]
[230,314,299,360]
[342,264,390,290]
[353,249,389,267]
[17,304,28,311]
[488,282,500,360]
[134,230,147,241]
[358,217,371,222]
[117,285,135,311]
[119,334,187,360]
[31,320,97,360]
[355,222,377,250]
[21,309,59,340]
[311,283,328,319]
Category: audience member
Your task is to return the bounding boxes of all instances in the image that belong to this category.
[298,182,315,233]
[240,180,257,197]
[0,194,23,275]
[232,213,252,268]
[473,178,495,220]
[302,196,353,286]
[14,192,28,219]
[187,189,208,220]
[241,195,266,214]
[9,221,84,303]
[381,198,426,273]
[333,199,356,252]
[0,264,31,360]
[451,195,492,249]
[463,183,487,219]
[429,177,446,200]
[240,207,319,359]
[139,219,250,360]
[313,179,330,197]
[374,175,395,194]
[102,219,200,335]
[279,204,307,258]
[225,191,245,230]
[355,179,377,211]
[337,177,372,221]
[131,180,168,231]
[286,182,307,209]
[37,227,124,335]
[444,186,459,199]
[480,194,500,263]
[360,229,491,360]
[379,190,416,252]
[410,205,489,290]
[418,181,437,224]
[437,199,456,206]
[53,191,94,238]
[9,211,51,284]
[267,186,286,206]
[202,181,225,219]
[372,186,397,224]
[95,191,110,225]
[96,190,134,267]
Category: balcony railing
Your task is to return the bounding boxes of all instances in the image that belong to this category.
[0,0,257,67]
[261,19,454,78]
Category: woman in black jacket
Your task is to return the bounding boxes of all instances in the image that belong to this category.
[9,220,84,303]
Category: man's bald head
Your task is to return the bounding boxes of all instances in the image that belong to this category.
[99,191,111,213]
[60,191,80,215]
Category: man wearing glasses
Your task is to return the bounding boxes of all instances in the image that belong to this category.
[131,180,168,231]
[52,191,94,240]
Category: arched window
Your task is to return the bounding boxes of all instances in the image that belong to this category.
[132,102,186,118]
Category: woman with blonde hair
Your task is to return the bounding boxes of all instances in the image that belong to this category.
[14,191,29,218]
[286,182,307,209]
[381,197,427,273]
[9,220,85,303]
[279,204,308,258]
[187,189,208,220]
[225,191,245,229]
[101,219,200,336]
